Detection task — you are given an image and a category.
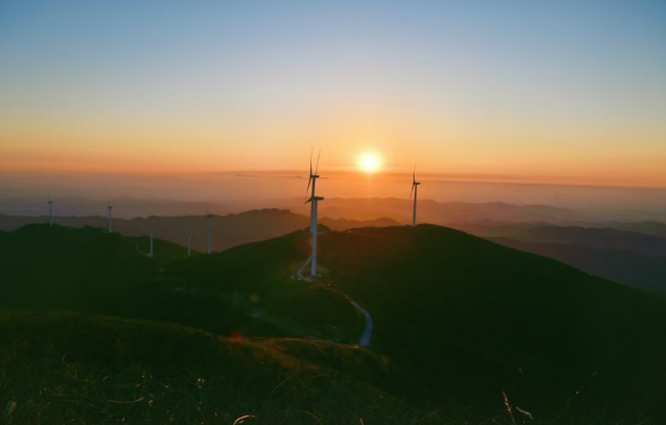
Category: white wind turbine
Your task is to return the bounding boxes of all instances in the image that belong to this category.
[206,213,213,254]
[410,167,421,227]
[149,226,154,257]
[108,204,114,233]
[305,150,324,277]
[48,198,53,227]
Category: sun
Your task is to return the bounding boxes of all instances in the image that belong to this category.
[359,154,381,173]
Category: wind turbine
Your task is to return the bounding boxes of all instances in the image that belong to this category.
[149,226,154,257]
[48,198,53,227]
[206,213,212,254]
[305,150,324,277]
[108,204,113,233]
[186,231,192,257]
[410,167,421,227]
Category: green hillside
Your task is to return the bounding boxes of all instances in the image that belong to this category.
[0,311,416,425]
[0,224,362,342]
[3,223,666,423]
[319,225,666,421]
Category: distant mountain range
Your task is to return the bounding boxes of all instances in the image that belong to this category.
[273,197,584,224]
[458,222,666,289]
[0,196,231,218]
[2,195,587,224]
[491,237,666,290]
[0,209,402,253]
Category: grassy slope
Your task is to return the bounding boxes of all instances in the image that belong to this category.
[319,225,666,421]
[4,223,666,422]
[0,224,361,342]
[166,230,362,341]
[0,311,422,425]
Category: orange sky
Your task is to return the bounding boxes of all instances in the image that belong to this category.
[1,1,665,188]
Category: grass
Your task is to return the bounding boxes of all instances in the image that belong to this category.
[319,225,666,422]
[0,311,474,425]
[1,310,635,425]
[0,224,363,342]
[2,223,666,423]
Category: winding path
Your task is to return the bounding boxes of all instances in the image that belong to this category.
[296,235,373,348]
[346,298,373,348]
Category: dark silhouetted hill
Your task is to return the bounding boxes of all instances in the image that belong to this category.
[320,216,402,230]
[317,225,666,420]
[3,223,666,422]
[0,224,360,342]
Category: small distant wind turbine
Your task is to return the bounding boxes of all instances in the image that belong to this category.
[206,213,212,254]
[149,226,154,257]
[305,149,324,277]
[48,198,53,227]
[410,167,421,227]
[108,204,113,233]
[186,231,192,257]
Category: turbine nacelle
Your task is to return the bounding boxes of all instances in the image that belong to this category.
[306,196,325,204]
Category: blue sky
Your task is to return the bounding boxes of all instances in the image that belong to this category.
[1,0,665,186]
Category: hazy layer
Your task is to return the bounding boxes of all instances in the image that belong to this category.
[2,171,665,215]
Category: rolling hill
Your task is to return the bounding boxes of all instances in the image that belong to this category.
[319,216,402,230]
[316,225,666,421]
[3,223,666,422]
[0,224,362,342]
[0,311,415,425]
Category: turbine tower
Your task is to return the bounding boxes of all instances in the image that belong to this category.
[305,150,324,277]
[48,198,53,227]
[206,213,212,254]
[149,226,154,257]
[186,231,192,257]
[108,205,113,233]
[410,168,421,227]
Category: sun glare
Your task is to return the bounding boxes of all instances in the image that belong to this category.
[359,154,381,173]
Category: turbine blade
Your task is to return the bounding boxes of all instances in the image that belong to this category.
[315,149,321,175]
[309,147,313,176]
[410,183,414,199]
[305,176,312,200]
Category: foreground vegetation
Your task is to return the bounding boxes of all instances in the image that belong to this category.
[0,311,485,425]
[1,223,665,423]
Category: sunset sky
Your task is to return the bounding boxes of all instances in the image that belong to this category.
[1,1,665,187]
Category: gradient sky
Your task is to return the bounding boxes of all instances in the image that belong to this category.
[1,0,665,187]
